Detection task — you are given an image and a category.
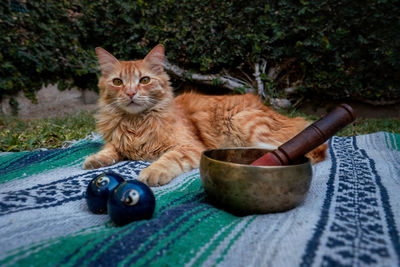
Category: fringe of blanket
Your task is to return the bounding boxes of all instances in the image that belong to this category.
[62,132,103,148]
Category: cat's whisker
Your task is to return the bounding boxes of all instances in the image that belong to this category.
[103,101,118,110]
[102,100,123,114]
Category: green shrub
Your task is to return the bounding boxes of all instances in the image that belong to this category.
[1,0,399,103]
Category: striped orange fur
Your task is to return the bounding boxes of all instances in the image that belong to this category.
[83,45,327,186]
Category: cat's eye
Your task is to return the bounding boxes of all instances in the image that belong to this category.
[139,76,151,84]
[112,78,123,86]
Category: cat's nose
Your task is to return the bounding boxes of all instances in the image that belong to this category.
[126,91,136,98]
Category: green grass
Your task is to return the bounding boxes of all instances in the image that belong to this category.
[338,117,400,136]
[0,111,96,152]
[0,110,399,152]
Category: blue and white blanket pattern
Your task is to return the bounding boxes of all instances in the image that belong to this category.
[0,132,399,266]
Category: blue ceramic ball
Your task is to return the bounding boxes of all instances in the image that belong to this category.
[86,172,125,214]
[108,180,156,225]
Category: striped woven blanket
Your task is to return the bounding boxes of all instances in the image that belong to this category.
[1,132,399,266]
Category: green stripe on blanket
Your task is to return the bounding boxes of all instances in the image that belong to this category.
[0,141,103,184]
[386,132,400,151]
[0,132,399,266]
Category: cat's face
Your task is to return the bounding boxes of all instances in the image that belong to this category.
[96,45,171,114]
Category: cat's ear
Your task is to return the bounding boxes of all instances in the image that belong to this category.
[143,44,165,74]
[95,47,120,77]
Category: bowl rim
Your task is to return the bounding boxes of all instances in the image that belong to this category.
[201,147,311,169]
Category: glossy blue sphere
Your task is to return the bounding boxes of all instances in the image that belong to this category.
[108,180,156,225]
[86,172,125,214]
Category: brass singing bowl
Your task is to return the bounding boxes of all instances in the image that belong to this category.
[200,148,312,216]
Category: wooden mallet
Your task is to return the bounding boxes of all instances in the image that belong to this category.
[250,104,356,166]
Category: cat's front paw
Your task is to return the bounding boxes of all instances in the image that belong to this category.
[83,154,116,170]
[137,166,174,187]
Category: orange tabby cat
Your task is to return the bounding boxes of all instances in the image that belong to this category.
[83,45,327,186]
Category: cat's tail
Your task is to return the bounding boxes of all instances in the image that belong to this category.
[305,143,328,164]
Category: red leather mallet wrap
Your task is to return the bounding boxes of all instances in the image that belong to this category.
[251,104,356,166]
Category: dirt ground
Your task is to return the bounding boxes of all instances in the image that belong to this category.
[0,85,98,119]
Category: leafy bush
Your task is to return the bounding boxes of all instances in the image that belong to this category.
[0,1,98,101]
[1,0,399,103]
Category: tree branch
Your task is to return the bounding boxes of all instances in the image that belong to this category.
[163,59,296,109]
[164,60,256,93]
[267,58,296,80]
[253,61,265,98]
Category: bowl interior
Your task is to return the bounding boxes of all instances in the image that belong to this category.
[203,147,308,166]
